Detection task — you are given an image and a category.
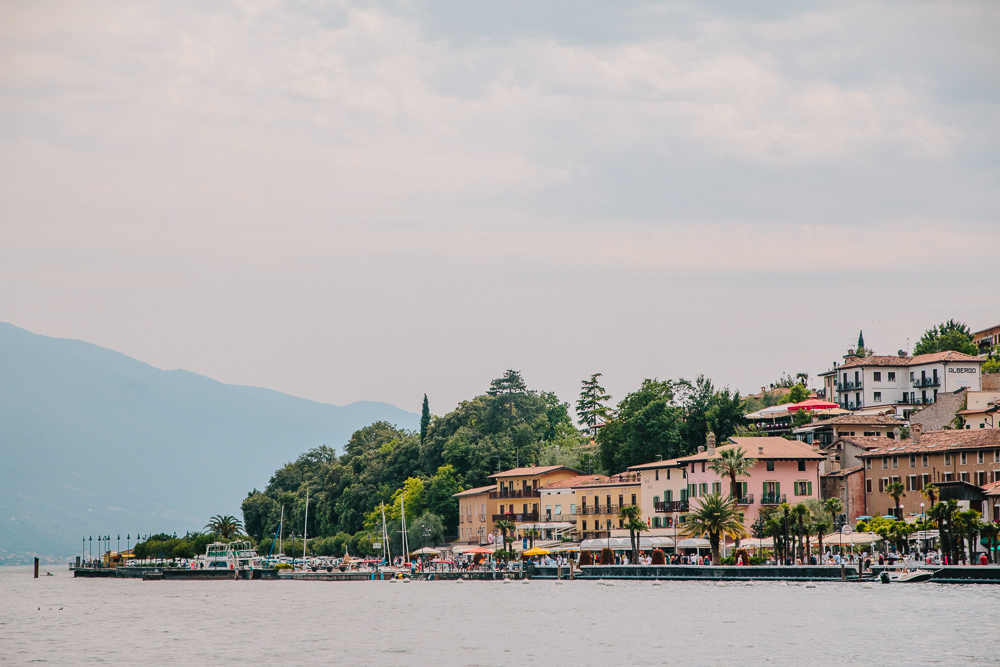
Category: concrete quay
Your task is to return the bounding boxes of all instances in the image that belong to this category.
[531,564,860,582]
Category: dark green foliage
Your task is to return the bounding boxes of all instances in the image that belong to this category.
[914,320,977,356]
[576,373,611,438]
[420,394,431,444]
[600,547,615,565]
[598,379,684,473]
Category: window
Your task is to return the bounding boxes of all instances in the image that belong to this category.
[555,504,562,515]
[874,392,882,403]
[995,450,1000,463]
[944,453,952,466]
[701,462,705,473]
[631,494,637,505]
[866,459,872,469]
[921,474,929,489]
[667,468,671,480]
[866,478,873,493]
[892,456,898,469]
[978,452,985,464]
[960,472,969,483]
[864,431,877,437]
[652,517,661,528]
[699,483,708,496]
[977,471,986,485]
[712,482,721,495]
[653,495,660,505]
[879,478,888,493]
[882,457,889,470]
[892,476,900,485]
[922,454,928,467]
[569,504,575,515]
[909,454,916,468]
[582,521,587,531]
[766,461,775,472]
[798,460,806,472]
[665,490,673,502]
[943,472,953,482]
[888,372,896,382]
[906,475,917,491]
[794,481,813,496]
[961,452,968,465]
[655,470,659,481]
[874,372,881,381]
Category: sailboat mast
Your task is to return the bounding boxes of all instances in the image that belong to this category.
[279,505,284,556]
[381,501,391,564]
[303,489,309,560]
[400,496,408,560]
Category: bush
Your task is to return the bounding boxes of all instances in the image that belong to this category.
[275,562,292,570]
[600,548,614,565]
[579,551,593,566]
[651,549,666,565]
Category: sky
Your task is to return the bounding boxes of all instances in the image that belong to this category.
[1,0,998,420]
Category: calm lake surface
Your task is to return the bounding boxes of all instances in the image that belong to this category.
[2,565,999,666]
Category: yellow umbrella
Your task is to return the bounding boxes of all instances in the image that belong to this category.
[522,547,550,556]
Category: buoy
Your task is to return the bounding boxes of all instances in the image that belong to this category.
[805,583,816,589]
[779,582,789,587]
[652,581,661,586]
[522,579,530,584]
[715,582,726,588]
[455,578,464,584]
[862,582,873,589]
[502,578,512,584]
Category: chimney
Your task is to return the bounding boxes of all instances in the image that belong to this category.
[707,431,716,454]
[758,446,765,455]
[912,423,922,444]
[812,416,818,424]
[811,443,820,453]
[893,427,901,440]
[655,454,662,461]
[830,454,842,472]
[698,445,705,453]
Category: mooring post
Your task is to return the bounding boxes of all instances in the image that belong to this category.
[557,564,562,580]
[840,564,845,581]
[34,557,39,579]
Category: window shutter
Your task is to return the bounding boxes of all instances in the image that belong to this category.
[807,481,812,496]
[775,481,780,497]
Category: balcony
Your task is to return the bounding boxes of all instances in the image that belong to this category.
[759,494,787,505]
[836,381,863,392]
[491,512,539,523]
[911,377,940,388]
[735,494,754,505]
[654,500,689,513]
[542,513,575,522]
[581,531,610,540]
[574,505,620,516]
[488,489,541,500]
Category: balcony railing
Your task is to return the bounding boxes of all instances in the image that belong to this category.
[654,500,689,513]
[736,495,754,505]
[543,513,574,522]
[759,494,787,505]
[491,512,539,523]
[574,505,620,516]
[488,489,540,500]
[581,531,610,540]
[912,377,940,388]
[836,381,863,392]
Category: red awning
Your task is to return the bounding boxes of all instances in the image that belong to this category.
[786,398,839,412]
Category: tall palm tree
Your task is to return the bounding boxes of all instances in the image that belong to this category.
[780,502,792,564]
[921,484,938,507]
[205,515,244,540]
[980,522,999,564]
[708,446,755,550]
[682,493,748,564]
[928,500,959,564]
[619,504,648,564]
[954,509,983,564]
[790,504,809,561]
[494,519,516,558]
[885,482,906,519]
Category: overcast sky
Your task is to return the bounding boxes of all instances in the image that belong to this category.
[2,0,998,419]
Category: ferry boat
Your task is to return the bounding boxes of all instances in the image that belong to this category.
[199,541,262,570]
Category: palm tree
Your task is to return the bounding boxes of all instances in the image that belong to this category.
[823,497,844,526]
[682,493,748,564]
[954,509,983,564]
[885,481,906,519]
[790,504,809,562]
[494,519,516,558]
[980,522,999,564]
[708,446,755,550]
[780,502,792,564]
[921,484,938,507]
[928,500,959,564]
[205,515,244,540]
[619,505,649,564]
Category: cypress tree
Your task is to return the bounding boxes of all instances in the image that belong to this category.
[857,330,865,353]
[420,394,431,444]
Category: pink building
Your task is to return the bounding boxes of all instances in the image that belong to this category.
[679,437,824,539]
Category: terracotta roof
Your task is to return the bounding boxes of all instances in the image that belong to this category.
[972,325,1000,336]
[539,475,608,490]
[981,480,1000,496]
[831,436,899,451]
[570,473,641,488]
[821,414,907,426]
[837,351,983,369]
[627,457,686,470]
[823,465,864,478]
[452,485,495,498]
[857,429,1000,457]
[676,437,825,462]
[488,465,583,479]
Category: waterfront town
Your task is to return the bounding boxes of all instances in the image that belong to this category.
[72,324,1000,583]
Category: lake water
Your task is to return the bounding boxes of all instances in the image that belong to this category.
[2,565,999,665]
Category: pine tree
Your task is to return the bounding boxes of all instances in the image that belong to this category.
[857,330,865,354]
[420,394,431,445]
[576,373,611,439]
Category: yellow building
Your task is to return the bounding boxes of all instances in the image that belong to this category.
[453,485,494,545]
[627,458,689,529]
[573,472,641,540]
[488,465,583,541]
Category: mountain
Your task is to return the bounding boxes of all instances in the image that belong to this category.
[0,323,418,563]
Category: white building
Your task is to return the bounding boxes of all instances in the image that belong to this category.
[819,350,983,413]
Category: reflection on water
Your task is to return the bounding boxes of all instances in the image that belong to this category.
[2,565,998,666]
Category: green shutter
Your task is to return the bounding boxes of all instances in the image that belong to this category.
[808,481,813,496]
[775,481,780,497]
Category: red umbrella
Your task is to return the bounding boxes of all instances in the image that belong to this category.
[787,398,839,412]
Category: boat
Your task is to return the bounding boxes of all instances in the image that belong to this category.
[878,566,934,583]
[198,540,261,570]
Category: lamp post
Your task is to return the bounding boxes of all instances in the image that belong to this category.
[88,536,92,562]
[920,502,926,556]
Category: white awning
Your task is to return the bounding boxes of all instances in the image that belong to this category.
[677,538,711,548]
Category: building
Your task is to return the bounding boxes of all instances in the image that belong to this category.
[819,350,984,412]
[820,464,866,526]
[679,436,824,532]
[535,475,594,541]
[973,325,1000,355]
[488,465,583,536]
[794,414,906,447]
[453,485,493,545]
[627,457,689,530]
[573,473,641,540]
[957,391,1000,430]
[824,435,897,472]
[858,426,1000,518]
